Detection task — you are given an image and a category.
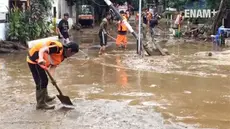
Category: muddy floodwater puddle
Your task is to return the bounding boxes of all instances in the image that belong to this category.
[0,42,230,128]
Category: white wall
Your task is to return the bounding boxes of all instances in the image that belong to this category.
[59,0,68,18]
[0,0,9,40]
[58,0,76,22]
[52,0,59,18]
[54,0,76,28]
[72,5,76,24]
[50,0,76,28]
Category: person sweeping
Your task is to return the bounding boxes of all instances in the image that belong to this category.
[27,40,79,110]
[98,13,111,55]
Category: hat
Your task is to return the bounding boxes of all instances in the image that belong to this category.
[64,42,79,53]
[64,13,69,17]
[120,10,125,14]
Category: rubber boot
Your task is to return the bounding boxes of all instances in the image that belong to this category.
[36,89,55,110]
[45,89,56,102]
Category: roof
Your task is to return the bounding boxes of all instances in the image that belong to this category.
[165,7,177,12]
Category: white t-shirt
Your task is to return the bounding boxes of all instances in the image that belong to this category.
[149,9,154,15]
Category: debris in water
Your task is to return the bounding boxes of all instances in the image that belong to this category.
[208,52,212,56]
[77,75,84,77]
[150,84,157,88]
[183,91,192,94]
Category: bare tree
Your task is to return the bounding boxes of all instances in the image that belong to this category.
[212,0,226,34]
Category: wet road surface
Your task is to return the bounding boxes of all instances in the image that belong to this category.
[0,29,230,128]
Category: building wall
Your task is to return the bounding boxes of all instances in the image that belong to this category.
[52,0,76,24]
[51,0,59,18]
[0,0,9,40]
[50,0,76,28]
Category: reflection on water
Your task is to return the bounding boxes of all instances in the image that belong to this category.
[0,58,5,70]
[115,56,128,88]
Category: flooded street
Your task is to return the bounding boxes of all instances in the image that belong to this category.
[0,29,230,129]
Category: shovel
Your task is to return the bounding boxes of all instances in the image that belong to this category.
[46,70,73,106]
[40,65,73,106]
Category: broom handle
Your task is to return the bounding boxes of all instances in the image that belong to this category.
[107,34,116,41]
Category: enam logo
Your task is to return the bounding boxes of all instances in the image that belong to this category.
[184,9,218,18]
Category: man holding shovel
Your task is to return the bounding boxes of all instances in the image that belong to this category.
[27,41,79,110]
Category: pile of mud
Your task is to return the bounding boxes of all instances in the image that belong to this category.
[0,41,27,53]
[0,99,195,129]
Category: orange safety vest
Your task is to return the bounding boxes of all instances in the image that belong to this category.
[118,16,128,32]
[27,41,64,67]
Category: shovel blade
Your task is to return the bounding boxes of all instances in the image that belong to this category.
[57,95,73,106]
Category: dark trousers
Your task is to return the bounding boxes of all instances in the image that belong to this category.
[28,63,48,90]
[58,32,69,39]
[99,31,107,47]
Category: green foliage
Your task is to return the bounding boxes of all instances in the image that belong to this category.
[206,0,230,9]
[7,0,53,44]
[206,0,221,9]
[30,0,53,21]
[167,0,230,10]
[7,7,29,43]
[168,0,187,10]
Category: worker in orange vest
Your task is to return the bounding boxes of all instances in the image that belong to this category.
[116,11,128,49]
[27,41,79,110]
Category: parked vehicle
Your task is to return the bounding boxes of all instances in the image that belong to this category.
[77,5,94,28]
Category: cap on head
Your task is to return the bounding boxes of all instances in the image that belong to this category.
[64,42,79,53]
[181,12,185,16]
[105,12,111,18]
[64,13,69,17]
[120,10,125,14]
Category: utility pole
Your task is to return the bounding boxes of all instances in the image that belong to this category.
[212,0,226,34]
[138,0,142,55]
[104,0,143,55]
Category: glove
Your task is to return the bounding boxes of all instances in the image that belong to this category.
[38,58,46,65]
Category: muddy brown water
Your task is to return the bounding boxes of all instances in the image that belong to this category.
[0,30,230,128]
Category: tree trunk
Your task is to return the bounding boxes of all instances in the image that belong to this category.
[212,0,226,34]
